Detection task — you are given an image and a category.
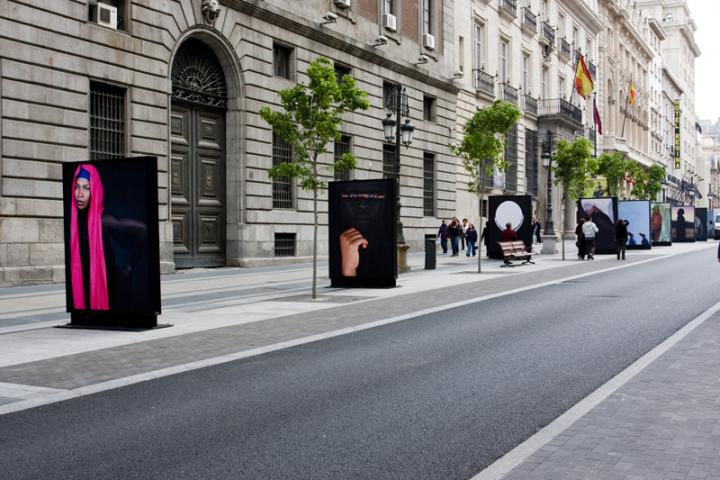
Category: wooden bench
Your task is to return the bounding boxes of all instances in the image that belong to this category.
[497,241,534,267]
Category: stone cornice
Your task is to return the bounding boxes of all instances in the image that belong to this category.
[648,18,666,41]
[558,0,603,34]
[662,63,684,95]
[220,0,460,94]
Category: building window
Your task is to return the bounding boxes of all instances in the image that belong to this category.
[383,81,397,111]
[525,129,538,197]
[542,67,548,99]
[383,144,397,180]
[504,125,518,192]
[423,153,435,217]
[334,135,352,181]
[500,38,509,82]
[88,0,126,31]
[274,233,296,257]
[272,132,294,209]
[559,75,566,100]
[384,0,396,14]
[423,0,433,35]
[273,44,293,79]
[558,11,565,37]
[522,53,531,93]
[473,21,484,71]
[423,95,437,122]
[334,62,351,84]
[90,81,125,160]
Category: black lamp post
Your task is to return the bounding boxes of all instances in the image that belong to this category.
[541,130,555,236]
[382,84,414,272]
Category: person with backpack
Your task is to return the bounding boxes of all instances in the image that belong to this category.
[581,216,599,260]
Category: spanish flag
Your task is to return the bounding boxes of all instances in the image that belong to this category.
[574,54,594,99]
[628,81,636,105]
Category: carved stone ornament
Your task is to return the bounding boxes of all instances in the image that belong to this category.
[202,0,221,25]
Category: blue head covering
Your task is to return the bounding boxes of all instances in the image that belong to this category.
[76,167,91,182]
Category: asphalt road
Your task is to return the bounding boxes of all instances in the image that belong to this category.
[2,249,719,480]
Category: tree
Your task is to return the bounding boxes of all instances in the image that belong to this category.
[552,137,597,260]
[596,151,626,197]
[630,163,666,200]
[451,100,521,273]
[260,56,369,299]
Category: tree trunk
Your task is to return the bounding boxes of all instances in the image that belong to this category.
[312,158,318,299]
[478,160,486,273]
[561,193,566,261]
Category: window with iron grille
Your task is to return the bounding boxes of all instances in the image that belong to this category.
[272,132,294,208]
[334,135,352,181]
[525,129,539,197]
[504,125,518,192]
[274,233,296,257]
[383,144,397,180]
[90,82,126,160]
[423,153,435,217]
[423,0,433,35]
[273,44,293,79]
[423,95,436,122]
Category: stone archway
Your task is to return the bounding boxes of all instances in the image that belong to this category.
[170,38,228,268]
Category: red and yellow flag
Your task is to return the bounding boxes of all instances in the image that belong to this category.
[628,81,636,105]
[574,55,594,99]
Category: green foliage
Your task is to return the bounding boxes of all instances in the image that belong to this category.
[451,100,521,194]
[645,164,667,200]
[259,56,370,192]
[552,137,597,201]
[596,152,627,197]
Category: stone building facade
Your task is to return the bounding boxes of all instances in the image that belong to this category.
[0,0,459,285]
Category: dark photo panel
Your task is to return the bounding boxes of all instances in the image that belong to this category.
[62,157,161,328]
[329,179,396,288]
[577,197,618,254]
[695,208,708,241]
[618,200,651,250]
[671,206,695,242]
[487,195,533,259]
[650,202,672,246]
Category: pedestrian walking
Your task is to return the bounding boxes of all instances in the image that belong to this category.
[448,217,462,256]
[615,218,630,260]
[480,221,490,258]
[581,216,599,259]
[437,219,449,254]
[460,218,468,251]
[575,219,586,260]
[533,218,542,244]
[465,223,478,257]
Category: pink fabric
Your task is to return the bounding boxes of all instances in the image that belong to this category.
[70,164,109,310]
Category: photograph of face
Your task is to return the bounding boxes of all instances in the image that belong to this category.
[329,179,396,287]
[650,202,671,245]
[63,158,161,317]
[577,197,618,254]
[671,206,695,242]
[695,208,707,241]
[618,201,651,249]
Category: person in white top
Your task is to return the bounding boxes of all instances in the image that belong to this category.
[581,216,599,259]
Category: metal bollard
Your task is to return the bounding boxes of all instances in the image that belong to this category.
[425,238,436,270]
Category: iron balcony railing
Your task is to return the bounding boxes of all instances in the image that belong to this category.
[499,0,517,18]
[501,82,519,105]
[524,94,538,116]
[521,7,537,33]
[473,69,495,96]
[542,21,555,44]
[559,38,572,59]
[538,98,582,124]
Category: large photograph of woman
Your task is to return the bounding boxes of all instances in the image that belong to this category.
[63,157,160,324]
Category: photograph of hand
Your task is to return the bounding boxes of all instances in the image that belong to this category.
[340,227,368,277]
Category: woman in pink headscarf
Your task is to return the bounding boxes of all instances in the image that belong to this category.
[70,164,109,310]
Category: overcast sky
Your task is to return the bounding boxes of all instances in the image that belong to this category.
[687,0,720,122]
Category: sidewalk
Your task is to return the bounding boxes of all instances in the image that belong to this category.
[0,241,718,480]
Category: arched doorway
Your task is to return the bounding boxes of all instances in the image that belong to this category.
[170,38,228,268]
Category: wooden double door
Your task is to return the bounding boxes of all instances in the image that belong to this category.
[170,102,226,268]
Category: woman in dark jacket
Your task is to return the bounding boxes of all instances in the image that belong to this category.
[448,217,462,256]
[465,223,478,257]
[615,218,630,260]
[575,219,586,260]
[437,220,449,254]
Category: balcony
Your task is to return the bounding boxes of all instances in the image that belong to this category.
[586,127,596,144]
[524,94,538,116]
[501,82,519,105]
[541,21,555,45]
[559,38,572,61]
[538,98,583,129]
[473,69,495,98]
[498,0,517,20]
[521,8,537,35]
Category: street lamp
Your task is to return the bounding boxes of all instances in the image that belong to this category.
[381,84,414,273]
[541,151,555,236]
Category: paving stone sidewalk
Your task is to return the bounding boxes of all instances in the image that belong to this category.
[502,311,720,480]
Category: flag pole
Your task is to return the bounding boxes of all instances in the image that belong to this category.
[593,91,598,157]
[621,80,630,138]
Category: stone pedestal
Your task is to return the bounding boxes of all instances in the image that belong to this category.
[541,234,558,254]
[398,243,411,274]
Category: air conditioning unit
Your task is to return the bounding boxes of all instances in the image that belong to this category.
[94,2,118,29]
[423,33,435,50]
[334,0,351,9]
[383,13,397,32]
